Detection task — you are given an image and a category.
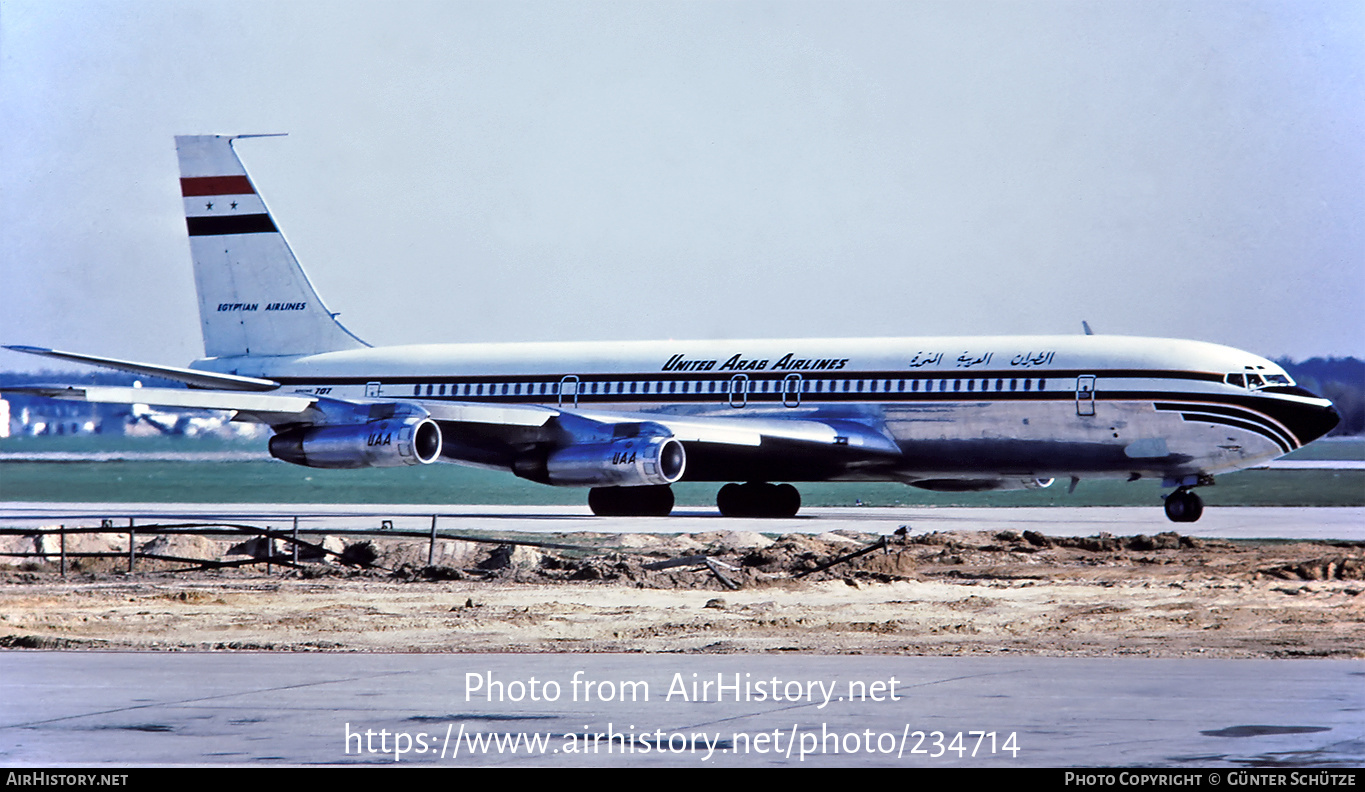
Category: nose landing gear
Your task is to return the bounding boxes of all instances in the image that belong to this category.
[1163,488,1204,523]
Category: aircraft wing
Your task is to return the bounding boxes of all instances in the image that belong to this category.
[4,346,280,391]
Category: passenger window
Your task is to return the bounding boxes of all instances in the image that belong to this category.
[995,378,1003,391]
[1038,379,1046,391]
[953,380,961,392]
[1023,379,1032,391]
[415,385,422,396]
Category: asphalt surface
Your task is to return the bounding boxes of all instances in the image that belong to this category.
[2,503,1363,540]
[2,653,1360,767]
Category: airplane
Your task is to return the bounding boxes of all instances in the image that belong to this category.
[4,134,1340,522]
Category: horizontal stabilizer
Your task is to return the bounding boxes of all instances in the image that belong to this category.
[4,346,280,391]
[5,385,314,414]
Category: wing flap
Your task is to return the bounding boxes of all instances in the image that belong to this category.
[418,400,557,427]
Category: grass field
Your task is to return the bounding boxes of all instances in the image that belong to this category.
[2,436,1361,506]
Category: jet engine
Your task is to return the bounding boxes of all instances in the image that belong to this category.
[268,417,442,469]
[516,434,686,487]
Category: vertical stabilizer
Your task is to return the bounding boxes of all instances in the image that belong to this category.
[176,134,368,358]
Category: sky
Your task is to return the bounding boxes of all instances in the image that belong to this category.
[2,0,1362,375]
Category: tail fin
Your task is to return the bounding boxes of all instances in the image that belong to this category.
[175,134,368,358]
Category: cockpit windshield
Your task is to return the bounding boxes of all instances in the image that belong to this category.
[1225,370,1294,390]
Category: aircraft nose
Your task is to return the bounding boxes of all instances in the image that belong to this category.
[1292,397,1339,446]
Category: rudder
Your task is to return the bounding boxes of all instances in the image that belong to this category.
[176,134,368,358]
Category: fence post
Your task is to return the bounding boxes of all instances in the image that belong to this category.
[428,515,438,566]
[292,516,299,566]
[60,525,66,577]
[127,518,135,573]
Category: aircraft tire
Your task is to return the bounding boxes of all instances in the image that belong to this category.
[589,485,674,517]
[717,483,744,517]
[774,483,801,518]
[716,482,802,518]
[1163,489,1204,523]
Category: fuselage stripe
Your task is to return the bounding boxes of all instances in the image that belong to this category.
[1176,413,1293,454]
[1154,401,1299,449]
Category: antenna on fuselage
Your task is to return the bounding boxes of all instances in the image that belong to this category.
[1081,321,1094,335]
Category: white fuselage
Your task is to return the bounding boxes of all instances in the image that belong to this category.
[194,333,1330,486]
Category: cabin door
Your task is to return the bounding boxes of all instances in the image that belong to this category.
[1075,375,1096,416]
[728,374,750,408]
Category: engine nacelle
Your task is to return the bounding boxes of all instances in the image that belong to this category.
[269,418,442,469]
[521,435,686,487]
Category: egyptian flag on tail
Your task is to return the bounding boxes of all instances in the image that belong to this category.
[176,133,280,237]
[174,134,366,359]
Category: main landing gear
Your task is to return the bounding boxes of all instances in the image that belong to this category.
[1163,488,1204,523]
[588,485,674,517]
[716,482,801,518]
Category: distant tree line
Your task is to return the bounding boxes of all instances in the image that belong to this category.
[1277,357,1364,436]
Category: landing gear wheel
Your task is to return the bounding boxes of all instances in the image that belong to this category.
[588,485,674,517]
[773,483,801,518]
[717,483,745,517]
[716,482,802,518]
[1163,488,1204,523]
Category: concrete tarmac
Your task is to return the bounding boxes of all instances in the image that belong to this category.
[2,502,1363,540]
[1,652,1361,767]
[2,503,1361,769]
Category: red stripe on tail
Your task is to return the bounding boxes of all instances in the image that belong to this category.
[180,175,255,197]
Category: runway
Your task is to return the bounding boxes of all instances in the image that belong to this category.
[1,653,1360,767]
[2,502,1363,540]
[2,502,1361,768]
